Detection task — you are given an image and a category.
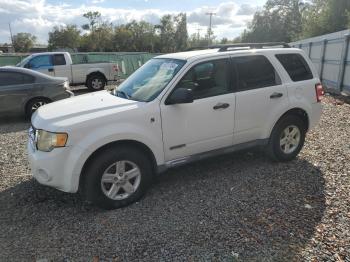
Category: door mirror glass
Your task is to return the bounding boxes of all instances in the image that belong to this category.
[166,88,194,105]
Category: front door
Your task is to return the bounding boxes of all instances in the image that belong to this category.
[27,54,55,77]
[160,58,235,161]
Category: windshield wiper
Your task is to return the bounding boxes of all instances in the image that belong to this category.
[115,90,130,99]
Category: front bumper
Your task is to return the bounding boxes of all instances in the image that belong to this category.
[27,140,80,193]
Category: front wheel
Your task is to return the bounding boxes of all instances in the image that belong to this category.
[81,146,153,209]
[266,115,306,162]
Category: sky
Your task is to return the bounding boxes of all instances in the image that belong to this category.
[0,0,267,44]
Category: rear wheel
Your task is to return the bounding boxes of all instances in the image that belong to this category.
[25,98,50,119]
[82,146,153,209]
[266,115,306,161]
[87,74,106,91]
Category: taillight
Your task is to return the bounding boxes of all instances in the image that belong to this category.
[315,83,324,102]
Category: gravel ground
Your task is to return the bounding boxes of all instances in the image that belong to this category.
[0,95,349,261]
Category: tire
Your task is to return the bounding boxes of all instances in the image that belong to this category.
[81,146,153,209]
[25,97,50,119]
[86,74,106,91]
[266,115,306,162]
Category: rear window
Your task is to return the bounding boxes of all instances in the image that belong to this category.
[276,54,313,82]
[233,55,280,91]
[53,54,66,66]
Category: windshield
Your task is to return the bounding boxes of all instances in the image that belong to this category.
[16,55,33,67]
[114,58,186,102]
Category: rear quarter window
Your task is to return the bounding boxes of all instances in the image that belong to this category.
[275,53,313,82]
[0,71,35,86]
[53,54,66,66]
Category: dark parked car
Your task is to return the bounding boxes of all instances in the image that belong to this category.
[0,67,73,118]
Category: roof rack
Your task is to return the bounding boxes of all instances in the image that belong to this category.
[210,42,290,52]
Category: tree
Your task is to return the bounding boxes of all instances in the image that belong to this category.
[80,12,114,51]
[241,0,304,43]
[82,11,102,32]
[12,33,36,52]
[157,15,176,52]
[156,14,188,52]
[301,0,350,38]
[48,25,81,51]
[174,13,188,51]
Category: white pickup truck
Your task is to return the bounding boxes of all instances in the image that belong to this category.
[17,52,119,90]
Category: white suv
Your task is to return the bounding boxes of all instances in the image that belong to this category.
[28,43,323,209]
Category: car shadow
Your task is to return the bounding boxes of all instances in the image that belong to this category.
[0,150,325,260]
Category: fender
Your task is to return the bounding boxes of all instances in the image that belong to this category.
[63,122,164,192]
[264,103,311,140]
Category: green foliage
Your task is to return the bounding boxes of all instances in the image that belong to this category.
[82,11,102,31]
[241,0,303,43]
[48,25,81,51]
[12,33,36,52]
[239,0,350,43]
[301,0,350,38]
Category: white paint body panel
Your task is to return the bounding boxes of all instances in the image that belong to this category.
[28,48,322,193]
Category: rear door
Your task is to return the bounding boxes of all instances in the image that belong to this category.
[0,71,35,114]
[232,54,289,144]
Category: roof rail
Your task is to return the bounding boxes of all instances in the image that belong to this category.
[210,42,290,52]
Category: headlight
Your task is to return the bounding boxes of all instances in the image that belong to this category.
[36,130,68,152]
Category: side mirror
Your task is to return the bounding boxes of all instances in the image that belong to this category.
[166,88,194,105]
[24,63,30,69]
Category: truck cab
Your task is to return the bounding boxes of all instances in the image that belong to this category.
[17,52,119,90]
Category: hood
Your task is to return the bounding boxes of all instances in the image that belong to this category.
[32,90,142,131]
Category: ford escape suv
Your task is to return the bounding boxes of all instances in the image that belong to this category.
[28,43,323,209]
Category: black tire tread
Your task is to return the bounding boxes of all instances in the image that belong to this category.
[81,146,153,209]
[266,114,306,162]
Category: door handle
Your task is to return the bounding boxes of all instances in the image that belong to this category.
[270,92,283,99]
[48,68,54,72]
[213,103,230,110]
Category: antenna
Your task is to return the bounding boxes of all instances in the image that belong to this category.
[205,12,216,46]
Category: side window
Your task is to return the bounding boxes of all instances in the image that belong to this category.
[275,53,313,82]
[0,72,35,86]
[176,59,230,99]
[22,73,35,83]
[29,55,53,69]
[53,54,66,66]
[233,55,280,91]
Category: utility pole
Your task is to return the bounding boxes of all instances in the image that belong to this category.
[205,12,216,46]
[9,22,15,52]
